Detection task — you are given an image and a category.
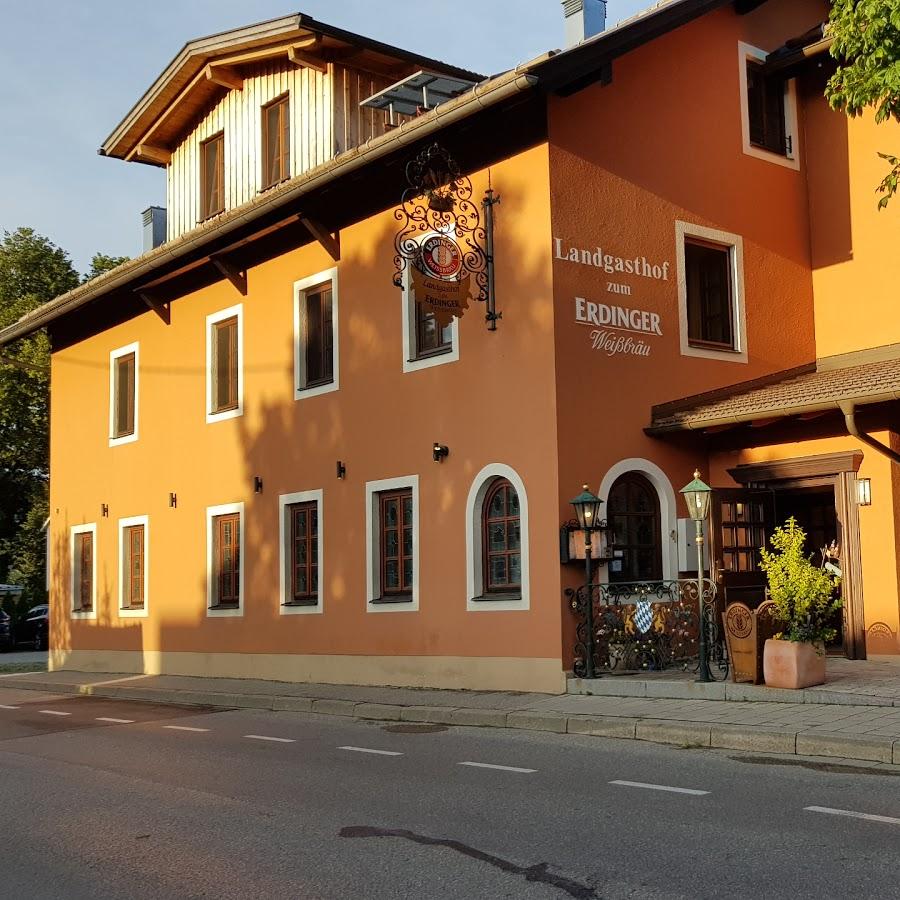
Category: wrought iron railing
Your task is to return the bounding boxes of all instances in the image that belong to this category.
[566,579,728,679]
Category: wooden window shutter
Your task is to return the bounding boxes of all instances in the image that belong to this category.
[212,317,238,412]
[114,352,135,438]
[201,133,225,220]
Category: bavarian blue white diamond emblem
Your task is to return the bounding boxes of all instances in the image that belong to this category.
[634,599,653,634]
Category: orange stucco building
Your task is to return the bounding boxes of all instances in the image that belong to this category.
[2,0,898,692]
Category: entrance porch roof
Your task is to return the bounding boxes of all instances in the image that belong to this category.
[647,344,900,434]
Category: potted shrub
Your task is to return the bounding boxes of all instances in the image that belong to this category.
[759,518,842,689]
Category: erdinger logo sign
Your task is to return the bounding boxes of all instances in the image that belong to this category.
[575,297,662,358]
[412,234,470,327]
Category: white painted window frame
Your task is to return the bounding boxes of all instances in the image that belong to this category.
[70,522,97,620]
[206,502,245,617]
[675,220,748,364]
[205,304,244,424]
[108,342,139,447]
[365,475,420,613]
[466,464,530,612]
[738,41,800,171]
[293,267,340,400]
[278,489,324,615]
[596,458,679,584]
[117,514,149,619]
[401,230,460,374]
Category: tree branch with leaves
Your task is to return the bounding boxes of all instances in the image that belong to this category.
[826,0,900,209]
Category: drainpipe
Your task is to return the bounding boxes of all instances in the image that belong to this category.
[839,401,900,465]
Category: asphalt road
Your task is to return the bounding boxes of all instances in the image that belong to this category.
[0,685,898,900]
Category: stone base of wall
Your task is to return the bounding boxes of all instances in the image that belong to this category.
[48,649,566,694]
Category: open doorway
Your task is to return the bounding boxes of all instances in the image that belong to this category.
[712,453,866,659]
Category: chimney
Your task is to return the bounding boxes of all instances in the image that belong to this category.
[562,0,607,45]
[142,206,167,252]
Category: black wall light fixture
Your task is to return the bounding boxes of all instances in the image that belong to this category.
[101,503,109,518]
[254,476,264,494]
[169,492,177,508]
[433,443,449,462]
[336,460,346,479]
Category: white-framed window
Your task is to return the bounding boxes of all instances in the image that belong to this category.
[365,475,419,612]
[675,221,747,363]
[118,515,149,618]
[401,231,460,373]
[206,304,243,423]
[466,464,530,612]
[278,489,324,615]
[738,42,799,170]
[109,342,139,446]
[293,268,339,400]
[70,523,97,620]
[206,502,244,617]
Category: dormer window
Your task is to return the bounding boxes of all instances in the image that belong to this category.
[201,133,225,220]
[262,95,290,188]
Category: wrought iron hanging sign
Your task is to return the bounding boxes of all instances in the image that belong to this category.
[393,143,499,329]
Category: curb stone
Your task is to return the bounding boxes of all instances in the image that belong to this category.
[5,677,900,767]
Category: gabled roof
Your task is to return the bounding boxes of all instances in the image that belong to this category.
[101,12,484,165]
[648,344,900,433]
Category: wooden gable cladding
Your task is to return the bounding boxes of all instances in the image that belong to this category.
[165,61,410,240]
[166,61,331,240]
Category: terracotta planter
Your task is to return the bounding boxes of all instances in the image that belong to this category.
[763,639,826,689]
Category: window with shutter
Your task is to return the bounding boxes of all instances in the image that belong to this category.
[212,316,239,413]
[287,502,318,605]
[76,532,93,611]
[213,513,241,607]
[122,524,145,609]
[685,239,735,351]
[746,60,787,156]
[200,132,225,220]
[379,489,414,599]
[262,95,290,188]
[303,283,334,388]
[113,352,135,438]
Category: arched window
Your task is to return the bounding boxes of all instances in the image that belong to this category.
[608,472,662,583]
[482,478,521,593]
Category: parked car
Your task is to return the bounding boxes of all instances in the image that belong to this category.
[15,605,48,651]
[0,610,14,652]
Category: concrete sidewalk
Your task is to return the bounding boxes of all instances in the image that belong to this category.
[5,668,900,767]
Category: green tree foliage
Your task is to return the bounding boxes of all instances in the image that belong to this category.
[758,518,842,645]
[0,228,78,603]
[84,252,129,283]
[826,0,900,208]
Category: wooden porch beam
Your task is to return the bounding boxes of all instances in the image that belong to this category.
[137,291,171,325]
[299,216,340,261]
[205,64,243,91]
[211,255,248,296]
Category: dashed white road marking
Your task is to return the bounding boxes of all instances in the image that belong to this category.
[96,717,135,724]
[459,761,537,774]
[805,806,900,826]
[610,780,709,796]
[0,704,20,709]
[338,746,403,756]
[163,725,210,733]
[244,734,296,744]
[39,710,71,717]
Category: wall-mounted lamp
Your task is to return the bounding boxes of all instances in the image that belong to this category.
[169,492,177,509]
[254,476,264,494]
[857,477,872,507]
[433,443,449,463]
[336,460,346,480]
[101,503,109,518]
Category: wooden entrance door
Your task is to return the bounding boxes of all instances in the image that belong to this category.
[710,489,775,609]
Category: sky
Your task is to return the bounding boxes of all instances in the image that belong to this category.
[0,0,646,275]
